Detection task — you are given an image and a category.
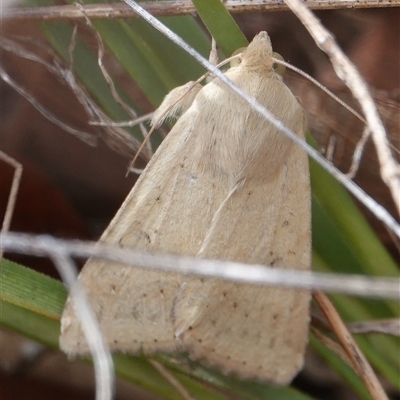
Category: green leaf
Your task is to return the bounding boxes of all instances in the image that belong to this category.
[192,0,248,55]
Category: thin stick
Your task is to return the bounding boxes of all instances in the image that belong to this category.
[0,152,22,261]
[346,126,371,179]
[0,66,95,145]
[1,36,149,160]
[2,232,400,299]
[149,360,196,400]
[314,291,389,400]
[312,315,400,336]
[52,252,115,400]
[75,4,152,155]
[311,326,352,366]
[347,318,400,336]
[90,112,153,128]
[4,0,400,21]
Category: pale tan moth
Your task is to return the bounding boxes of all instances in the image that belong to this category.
[60,31,311,385]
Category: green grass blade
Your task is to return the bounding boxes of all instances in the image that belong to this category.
[192,0,248,55]
[0,259,66,319]
[309,138,399,279]
[308,131,399,387]
[310,335,372,400]
[0,258,316,399]
[312,254,400,389]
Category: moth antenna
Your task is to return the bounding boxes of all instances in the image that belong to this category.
[273,57,366,124]
[273,58,400,178]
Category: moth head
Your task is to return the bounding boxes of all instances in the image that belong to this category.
[231,50,286,77]
[241,31,273,71]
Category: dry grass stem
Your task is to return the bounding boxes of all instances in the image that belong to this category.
[0,152,22,261]
[0,66,96,144]
[314,291,389,400]
[4,0,400,21]
[149,360,196,400]
[311,326,354,367]
[347,319,400,336]
[72,7,153,156]
[1,36,151,160]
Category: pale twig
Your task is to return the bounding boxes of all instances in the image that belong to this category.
[0,37,59,72]
[77,1,150,152]
[149,360,196,400]
[385,228,400,254]
[90,112,153,128]
[65,21,152,159]
[0,152,22,261]
[51,252,115,400]
[313,315,400,337]
[284,0,400,215]
[325,135,336,163]
[77,4,137,119]
[1,35,103,126]
[314,292,389,400]
[122,0,400,238]
[2,232,400,299]
[2,34,105,140]
[0,66,96,145]
[1,36,150,160]
[4,0,400,21]
[347,319,400,336]
[346,126,371,179]
[311,326,353,367]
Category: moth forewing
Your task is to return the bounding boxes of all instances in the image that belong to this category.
[60,31,311,385]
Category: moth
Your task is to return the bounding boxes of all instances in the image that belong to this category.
[60,31,311,385]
